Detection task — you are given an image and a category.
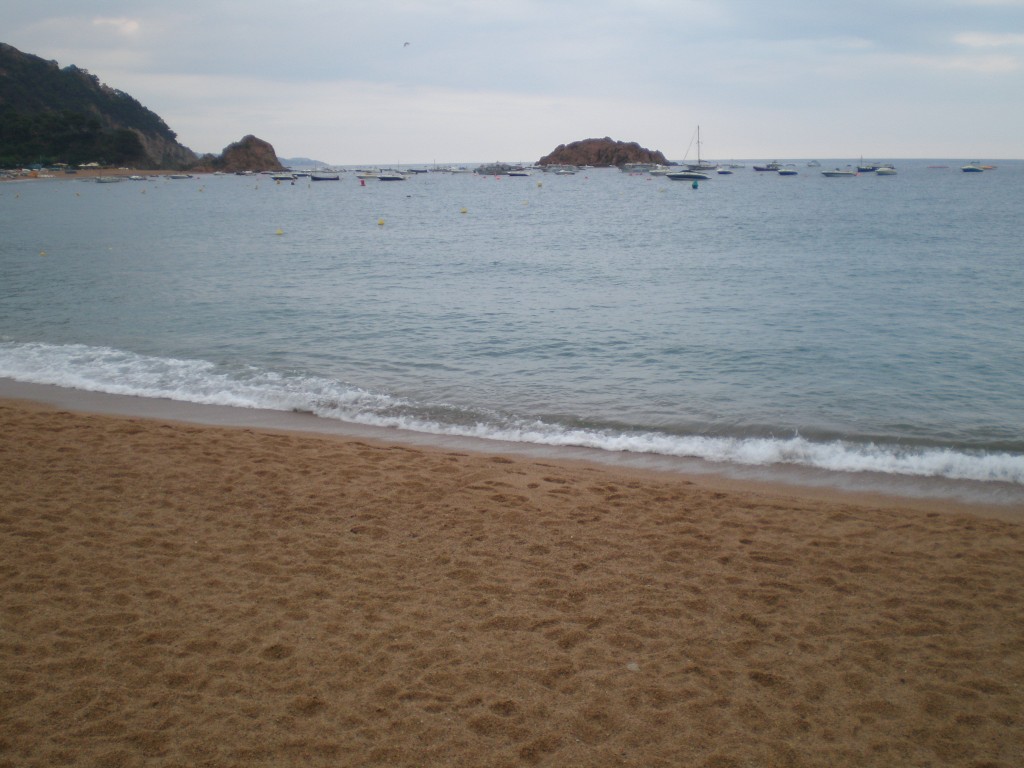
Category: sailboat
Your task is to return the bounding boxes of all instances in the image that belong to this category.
[666,125,715,181]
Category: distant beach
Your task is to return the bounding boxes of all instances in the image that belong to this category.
[2,394,1022,767]
[1,167,189,181]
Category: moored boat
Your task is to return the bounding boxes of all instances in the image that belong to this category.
[961,162,985,172]
[666,169,711,181]
[678,125,718,173]
[822,168,857,177]
[753,161,782,172]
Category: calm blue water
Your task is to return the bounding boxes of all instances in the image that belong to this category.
[2,162,1023,504]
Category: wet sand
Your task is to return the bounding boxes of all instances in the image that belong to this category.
[2,396,1022,767]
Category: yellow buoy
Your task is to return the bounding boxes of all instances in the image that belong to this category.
[460,207,467,214]
[39,250,47,257]
[377,218,385,226]
[275,228,284,236]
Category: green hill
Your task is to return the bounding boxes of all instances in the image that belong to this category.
[0,42,197,168]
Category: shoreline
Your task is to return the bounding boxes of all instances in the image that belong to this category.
[2,391,1022,766]
[1,167,196,181]
[1,378,1021,523]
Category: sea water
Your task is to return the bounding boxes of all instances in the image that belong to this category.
[2,162,1022,505]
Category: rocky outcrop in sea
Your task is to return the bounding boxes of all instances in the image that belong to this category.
[538,137,668,168]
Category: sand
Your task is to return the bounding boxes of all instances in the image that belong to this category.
[1,397,1022,767]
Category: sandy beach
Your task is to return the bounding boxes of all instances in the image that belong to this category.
[1,396,1022,767]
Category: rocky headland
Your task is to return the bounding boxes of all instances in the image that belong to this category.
[1,42,284,173]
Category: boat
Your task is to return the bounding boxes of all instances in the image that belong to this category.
[94,176,123,183]
[679,125,717,172]
[716,168,734,175]
[169,173,194,180]
[310,172,340,181]
[807,160,821,167]
[620,162,659,174]
[666,126,717,180]
[355,170,379,179]
[753,161,782,172]
[777,168,798,176]
[822,168,857,177]
[961,162,985,173]
[666,169,711,181]
[377,171,407,181]
[269,173,295,181]
[875,165,897,175]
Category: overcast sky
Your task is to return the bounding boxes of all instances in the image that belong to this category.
[6,1,1023,164]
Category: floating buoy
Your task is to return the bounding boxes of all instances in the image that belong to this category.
[691,180,699,189]
[360,179,366,187]
[536,182,542,188]
[275,228,284,236]
[377,218,385,226]
[39,250,47,257]
[460,207,467,214]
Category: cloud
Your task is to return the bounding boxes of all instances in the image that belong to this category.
[954,32,1024,47]
[91,17,141,36]
[913,53,1020,72]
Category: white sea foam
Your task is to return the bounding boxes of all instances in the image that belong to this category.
[3,342,1022,487]
[0,344,1019,487]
